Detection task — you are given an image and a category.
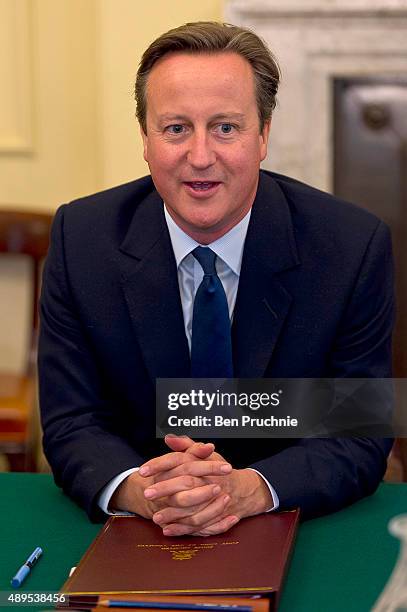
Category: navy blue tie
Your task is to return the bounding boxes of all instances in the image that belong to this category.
[190,247,233,378]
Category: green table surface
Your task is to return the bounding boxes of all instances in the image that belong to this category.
[0,474,406,612]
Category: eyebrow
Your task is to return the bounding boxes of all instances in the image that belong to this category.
[157,113,246,124]
[210,113,246,122]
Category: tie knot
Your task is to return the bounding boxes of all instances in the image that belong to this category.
[192,246,217,275]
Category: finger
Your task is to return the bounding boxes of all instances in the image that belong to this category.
[152,493,220,526]
[139,452,193,477]
[168,483,226,509]
[185,442,215,459]
[165,435,215,459]
[163,513,239,537]
[164,435,194,452]
[140,453,231,478]
[153,460,232,483]
[155,494,230,529]
[191,516,240,537]
[144,475,214,502]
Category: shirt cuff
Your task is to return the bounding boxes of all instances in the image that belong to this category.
[97,467,139,515]
[247,468,280,512]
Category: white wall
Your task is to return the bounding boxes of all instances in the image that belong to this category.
[0,0,222,372]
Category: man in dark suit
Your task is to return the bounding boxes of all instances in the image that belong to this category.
[38,22,394,534]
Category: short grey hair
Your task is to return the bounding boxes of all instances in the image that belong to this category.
[135,21,280,133]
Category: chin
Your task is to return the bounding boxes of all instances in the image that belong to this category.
[187,216,223,232]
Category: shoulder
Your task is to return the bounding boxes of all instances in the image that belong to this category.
[256,170,392,274]
[58,174,156,220]
[261,169,382,235]
[52,175,157,244]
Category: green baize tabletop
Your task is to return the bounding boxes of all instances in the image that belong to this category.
[0,474,406,612]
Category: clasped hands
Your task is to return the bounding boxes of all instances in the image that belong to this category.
[111,435,272,537]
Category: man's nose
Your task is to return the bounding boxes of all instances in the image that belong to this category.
[186,131,216,169]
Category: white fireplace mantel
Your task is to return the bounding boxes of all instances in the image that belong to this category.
[226,0,407,18]
[225,0,407,191]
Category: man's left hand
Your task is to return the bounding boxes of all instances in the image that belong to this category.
[139,436,273,536]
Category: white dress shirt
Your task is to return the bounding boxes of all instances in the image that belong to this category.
[98,203,279,514]
[164,206,249,349]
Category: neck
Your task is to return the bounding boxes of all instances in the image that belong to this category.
[166,206,252,245]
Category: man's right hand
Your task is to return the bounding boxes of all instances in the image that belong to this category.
[140,436,272,537]
[108,440,231,519]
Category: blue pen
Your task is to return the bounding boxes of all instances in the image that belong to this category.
[11,547,43,588]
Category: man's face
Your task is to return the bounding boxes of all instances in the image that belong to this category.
[141,51,271,244]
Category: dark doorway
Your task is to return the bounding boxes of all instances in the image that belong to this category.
[334,77,407,479]
[334,77,407,378]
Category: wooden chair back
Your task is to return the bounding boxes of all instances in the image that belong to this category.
[0,209,53,470]
[0,210,53,335]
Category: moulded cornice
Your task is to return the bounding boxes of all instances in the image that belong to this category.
[226,0,407,18]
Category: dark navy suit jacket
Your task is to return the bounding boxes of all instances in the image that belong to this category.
[38,170,395,521]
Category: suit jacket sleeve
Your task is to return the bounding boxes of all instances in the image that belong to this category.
[38,206,146,521]
[250,219,395,520]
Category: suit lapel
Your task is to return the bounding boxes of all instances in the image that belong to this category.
[118,190,190,381]
[233,172,300,377]
[117,172,300,381]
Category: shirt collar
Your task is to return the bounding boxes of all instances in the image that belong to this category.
[164,204,251,276]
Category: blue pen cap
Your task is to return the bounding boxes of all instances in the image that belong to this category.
[11,565,30,588]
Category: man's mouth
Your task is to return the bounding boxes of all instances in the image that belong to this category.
[184,181,220,191]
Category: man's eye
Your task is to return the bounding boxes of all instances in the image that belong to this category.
[217,124,234,135]
[167,125,185,134]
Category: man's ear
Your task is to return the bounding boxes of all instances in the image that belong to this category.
[260,119,271,162]
[140,125,148,162]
